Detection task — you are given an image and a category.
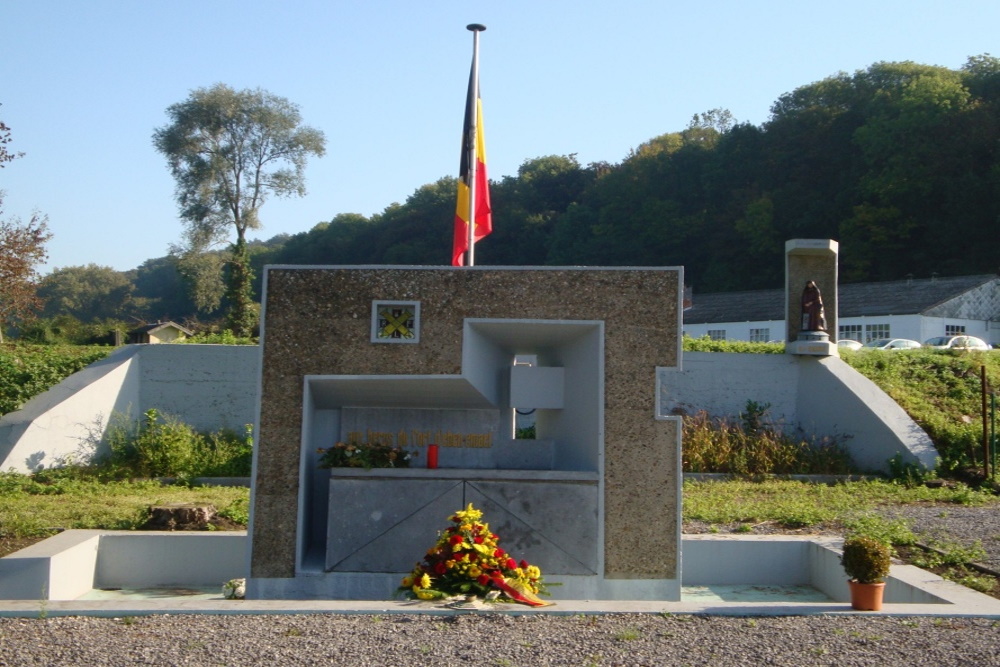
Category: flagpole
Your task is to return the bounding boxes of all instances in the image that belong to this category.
[466,23,485,266]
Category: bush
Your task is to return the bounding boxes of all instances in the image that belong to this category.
[100,409,253,479]
[841,536,892,583]
[682,401,856,475]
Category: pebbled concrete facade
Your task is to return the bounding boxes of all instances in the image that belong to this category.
[251,266,683,586]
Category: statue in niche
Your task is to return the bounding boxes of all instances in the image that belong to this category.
[800,280,827,332]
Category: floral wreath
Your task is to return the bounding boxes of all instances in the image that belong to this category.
[399,503,552,607]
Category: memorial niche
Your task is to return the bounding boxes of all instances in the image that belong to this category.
[250,266,683,602]
[310,319,603,582]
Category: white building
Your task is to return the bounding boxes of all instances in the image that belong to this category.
[683,274,1000,346]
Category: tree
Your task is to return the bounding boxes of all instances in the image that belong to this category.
[0,196,52,343]
[152,84,326,336]
[0,104,25,169]
[37,264,135,321]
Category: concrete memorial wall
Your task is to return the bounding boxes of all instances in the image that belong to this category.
[249,266,683,600]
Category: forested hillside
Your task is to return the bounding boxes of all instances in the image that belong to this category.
[28,56,1000,338]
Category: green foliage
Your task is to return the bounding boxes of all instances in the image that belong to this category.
[841,536,892,584]
[316,439,415,469]
[682,478,997,528]
[0,470,248,540]
[842,348,1000,473]
[912,539,987,569]
[682,335,785,354]
[0,343,111,415]
[682,401,855,475]
[19,315,129,345]
[843,514,917,549]
[101,409,253,479]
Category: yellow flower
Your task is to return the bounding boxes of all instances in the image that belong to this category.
[526,565,541,579]
[454,503,483,523]
[468,565,482,578]
[419,573,432,589]
[401,576,413,588]
[416,590,437,600]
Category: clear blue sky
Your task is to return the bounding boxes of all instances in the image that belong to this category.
[3,1,999,273]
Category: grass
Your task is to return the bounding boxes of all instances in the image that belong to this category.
[832,348,999,474]
[0,471,248,555]
[682,478,996,528]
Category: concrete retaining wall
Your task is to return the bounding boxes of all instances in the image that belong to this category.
[660,352,938,472]
[0,345,258,473]
[2,346,936,475]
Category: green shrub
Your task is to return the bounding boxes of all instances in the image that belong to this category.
[841,536,892,583]
[100,409,253,479]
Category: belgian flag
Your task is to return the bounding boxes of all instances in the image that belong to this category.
[452,34,492,266]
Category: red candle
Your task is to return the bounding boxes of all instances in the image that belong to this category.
[427,444,439,469]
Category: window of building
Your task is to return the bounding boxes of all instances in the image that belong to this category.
[749,328,770,343]
[865,324,890,341]
[707,329,726,341]
[945,324,966,336]
[839,324,862,342]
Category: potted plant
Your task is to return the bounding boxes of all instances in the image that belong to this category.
[840,535,892,611]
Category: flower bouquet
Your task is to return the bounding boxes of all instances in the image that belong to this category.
[399,503,552,607]
[317,440,416,469]
[222,578,245,600]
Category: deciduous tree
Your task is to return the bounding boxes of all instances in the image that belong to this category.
[152,84,326,336]
[0,197,52,343]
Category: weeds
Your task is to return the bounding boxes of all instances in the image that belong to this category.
[99,409,253,480]
[682,401,855,476]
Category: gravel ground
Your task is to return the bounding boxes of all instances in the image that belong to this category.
[1,613,999,666]
[877,504,1000,571]
[2,505,999,665]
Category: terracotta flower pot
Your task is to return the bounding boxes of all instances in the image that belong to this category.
[848,580,886,611]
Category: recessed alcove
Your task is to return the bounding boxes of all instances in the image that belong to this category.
[251,266,682,602]
[296,319,604,593]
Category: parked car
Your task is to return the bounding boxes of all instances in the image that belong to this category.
[837,339,863,351]
[862,338,922,350]
[923,335,991,351]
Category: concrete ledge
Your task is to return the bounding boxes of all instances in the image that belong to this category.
[0,531,247,600]
[3,532,999,617]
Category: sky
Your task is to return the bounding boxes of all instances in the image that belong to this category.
[3,1,999,274]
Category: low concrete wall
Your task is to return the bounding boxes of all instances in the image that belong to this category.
[6,531,989,609]
[0,345,259,473]
[660,353,938,472]
[0,531,247,600]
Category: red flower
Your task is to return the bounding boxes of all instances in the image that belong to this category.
[450,535,464,545]
[506,558,517,570]
[477,574,491,586]
[494,549,505,559]
[474,535,485,544]
[520,559,529,569]
[434,562,448,575]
